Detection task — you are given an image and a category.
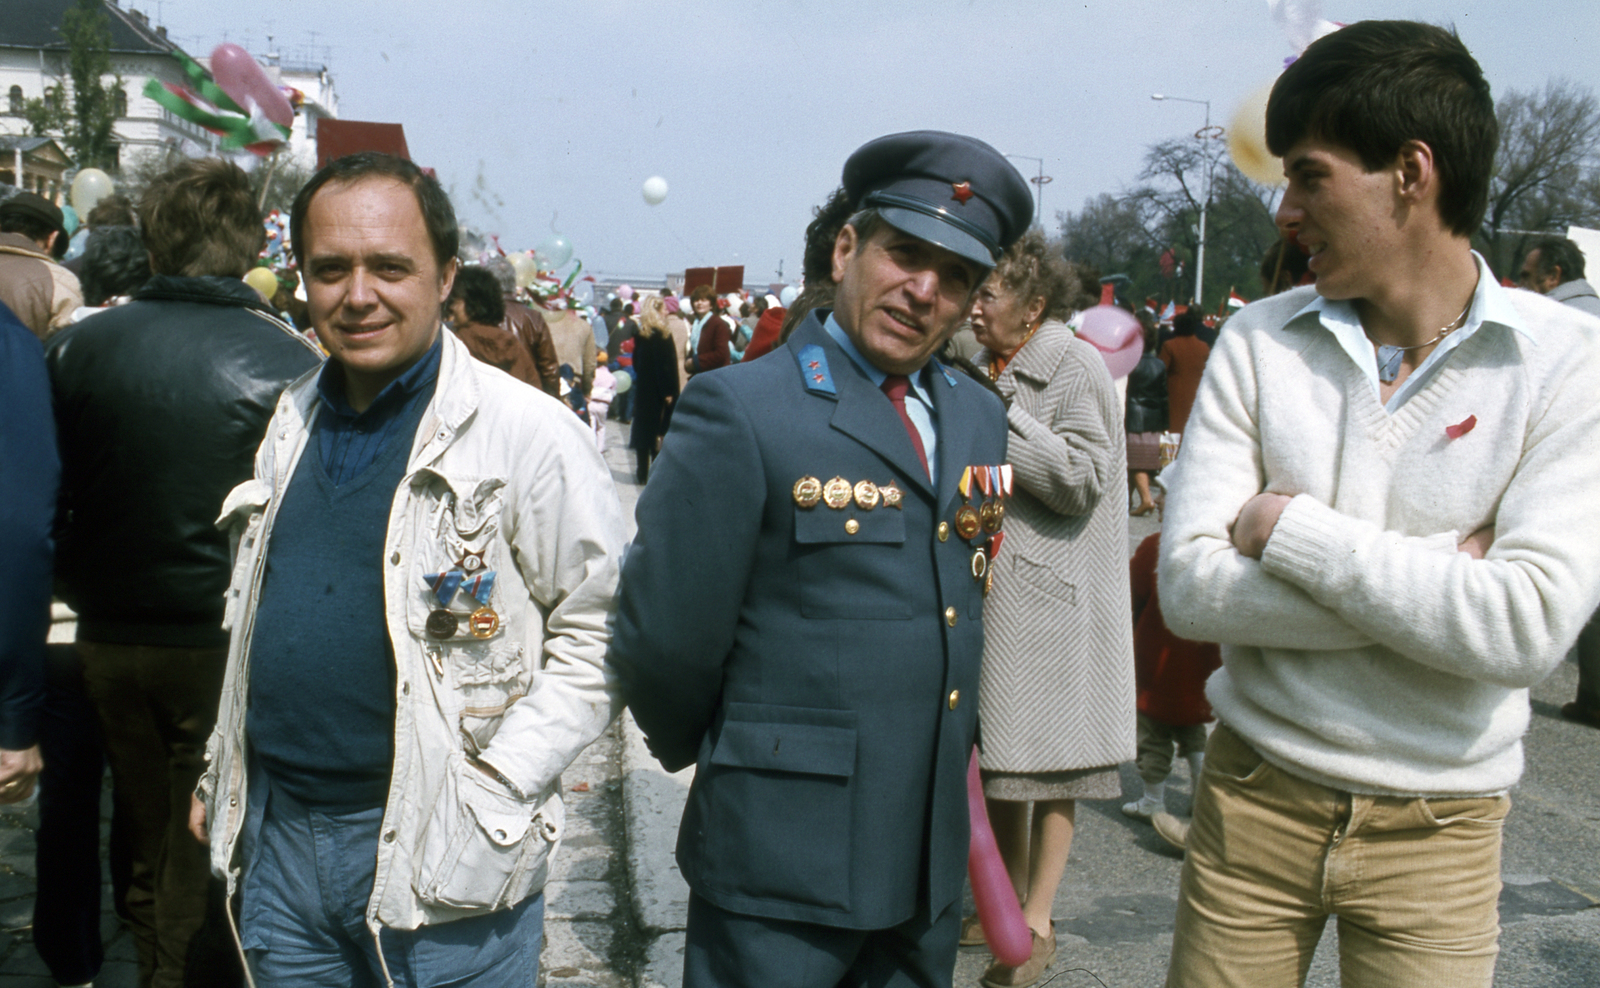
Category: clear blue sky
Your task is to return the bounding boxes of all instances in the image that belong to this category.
[153,0,1599,284]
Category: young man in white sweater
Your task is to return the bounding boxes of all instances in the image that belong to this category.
[1158,21,1600,988]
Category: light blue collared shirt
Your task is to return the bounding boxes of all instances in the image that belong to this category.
[1290,251,1533,412]
[824,313,940,483]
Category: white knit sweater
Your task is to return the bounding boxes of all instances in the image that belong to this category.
[1159,277,1600,797]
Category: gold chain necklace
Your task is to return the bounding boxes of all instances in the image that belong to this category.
[1373,297,1472,384]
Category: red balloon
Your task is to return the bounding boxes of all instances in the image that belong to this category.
[967,749,1032,966]
[211,44,294,129]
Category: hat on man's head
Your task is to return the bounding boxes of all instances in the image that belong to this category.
[842,130,1033,270]
[0,191,65,235]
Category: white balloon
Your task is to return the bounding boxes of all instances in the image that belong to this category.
[779,285,800,307]
[642,176,669,206]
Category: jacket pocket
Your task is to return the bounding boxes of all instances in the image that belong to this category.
[414,758,563,913]
[794,507,913,620]
[697,704,856,910]
[216,479,272,632]
[1010,551,1077,607]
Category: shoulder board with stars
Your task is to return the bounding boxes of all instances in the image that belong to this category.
[798,344,836,395]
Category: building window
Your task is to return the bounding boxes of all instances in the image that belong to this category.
[7,86,21,115]
[113,87,127,118]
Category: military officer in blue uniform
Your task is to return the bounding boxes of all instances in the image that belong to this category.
[612,131,1035,987]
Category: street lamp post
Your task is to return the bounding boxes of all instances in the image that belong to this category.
[1151,93,1216,309]
[1004,153,1052,229]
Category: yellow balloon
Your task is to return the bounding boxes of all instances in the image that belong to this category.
[1229,84,1285,188]
[509,252,538,290]
[243,267,280,302]
[69,168,114,214]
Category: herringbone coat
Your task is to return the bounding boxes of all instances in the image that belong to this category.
[978,321,1137,772]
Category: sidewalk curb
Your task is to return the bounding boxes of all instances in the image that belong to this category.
[620,714,692,987]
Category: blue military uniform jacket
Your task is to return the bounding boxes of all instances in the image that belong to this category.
[612,310,1007,930]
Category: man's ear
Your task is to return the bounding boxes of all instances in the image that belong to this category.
[831,224,859,285]
[438,257,459,304]
[1395,139,1438,206]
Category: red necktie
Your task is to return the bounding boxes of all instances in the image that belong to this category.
[881,374,930,479]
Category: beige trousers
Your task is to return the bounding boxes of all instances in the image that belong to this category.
[1166,722,1507,988]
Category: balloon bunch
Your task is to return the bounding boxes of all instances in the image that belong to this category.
[1229,1,1344,187]
[142,45,294,156]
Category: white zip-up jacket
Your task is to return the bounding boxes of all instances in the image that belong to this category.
[198,329,625,936]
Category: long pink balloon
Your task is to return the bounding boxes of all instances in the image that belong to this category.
[967,749,1032,966]
[211,44,294,129]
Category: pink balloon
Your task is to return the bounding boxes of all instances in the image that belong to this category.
[967,750,1032,967]
[211,44,294,129]
[1077,305,1144,380]
[617,284,635,301]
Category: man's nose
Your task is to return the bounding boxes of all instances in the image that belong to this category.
[906,267,940,303]
[347,267,378,308]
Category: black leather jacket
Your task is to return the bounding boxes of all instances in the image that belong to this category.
[45,275,323,647]
[1124,351,1169,434]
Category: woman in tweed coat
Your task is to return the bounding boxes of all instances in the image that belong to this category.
[966,231,1137,988]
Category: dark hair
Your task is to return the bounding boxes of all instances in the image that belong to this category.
[1172,309,1203,337]
[1265,20,1497,237]
[139,159,264,277]
[450,266,506,325]
[806,186,857,283]
[0,212,57,245]
[85,194,136,229]
[1136,309,1159,353]
[1527,236,1586,283]
[291,152,458,268]
[689,285,716,306]
[1260,238,1312,295]
[988,228,1093,322]
[79,226,151,305]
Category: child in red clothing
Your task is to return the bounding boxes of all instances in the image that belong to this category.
[1122,532,1222,820]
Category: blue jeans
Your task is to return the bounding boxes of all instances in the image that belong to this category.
[240,779,544,987]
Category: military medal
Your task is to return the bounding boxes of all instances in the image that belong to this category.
[970,547,988,580]
[823,476,853,509]
[955,504,981,540]
[853,480,880,511]
[468,607,500,638]
[427,570,465,606]
[456,549,486,573]
[880,482,903,509]
[425,609,459,640]
[793,476,823,509]
[984,567,995,596]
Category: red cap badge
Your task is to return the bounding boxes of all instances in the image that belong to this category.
[950,181,974,204]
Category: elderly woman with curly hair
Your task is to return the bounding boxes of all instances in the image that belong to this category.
[965,230,1136,988]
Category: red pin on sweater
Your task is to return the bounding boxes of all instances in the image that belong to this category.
[1446,415,1477,440]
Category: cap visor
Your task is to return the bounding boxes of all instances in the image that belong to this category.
[877,206,994,270]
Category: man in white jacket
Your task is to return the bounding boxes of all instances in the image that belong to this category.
[191,152,625,987]
[1158,21,1600,988]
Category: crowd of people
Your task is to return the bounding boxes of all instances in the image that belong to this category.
[2,17,1599,988]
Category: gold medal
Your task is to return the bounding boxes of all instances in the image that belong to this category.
[971,548,988,580]
[853,480,880,511]
[984,567,995,596]
[991,500,1005,529]
[955,504,981,540]
[822,476,853,510]
[793,476,823,509]
[468,606,500,639]
[880,482,903,509]
[978,501,998,533]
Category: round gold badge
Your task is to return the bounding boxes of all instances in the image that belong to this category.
[822,476,853,510]
[955,504,982,540]
[979,501,999,533]
[853,480,880,511]
[792,476,823,509]
[468,606,500,639]
[880,483,903,510]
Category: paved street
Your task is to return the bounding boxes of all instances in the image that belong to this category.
[0,422,1595,987]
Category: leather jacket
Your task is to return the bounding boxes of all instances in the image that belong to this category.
[502,298,561,397]
[45,275,323,647]
[1124,351,1169,434]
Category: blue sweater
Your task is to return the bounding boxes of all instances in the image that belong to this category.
[247,353,437,808]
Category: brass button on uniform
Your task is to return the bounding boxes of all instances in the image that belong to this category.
[937,521,950,542]
[845,518,861,535]
[948,690,960,710]
[945,606,958,627]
